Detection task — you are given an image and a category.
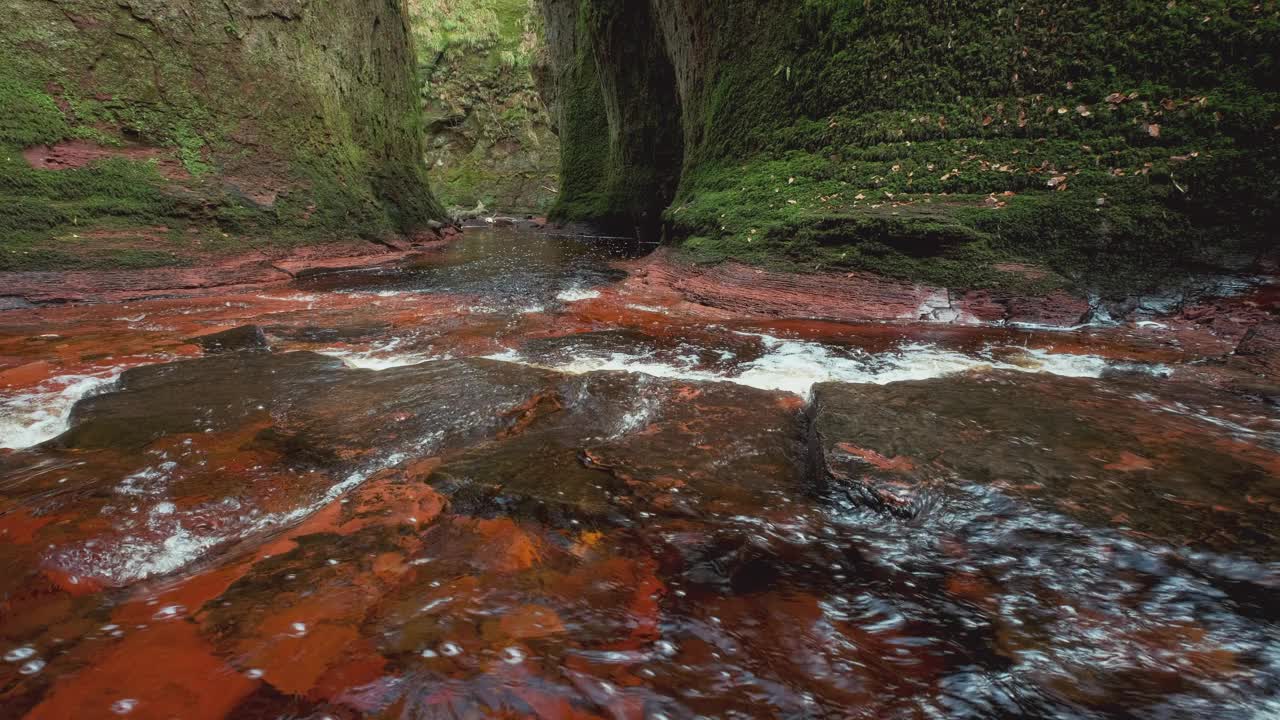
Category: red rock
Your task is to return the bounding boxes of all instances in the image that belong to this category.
[0,235,460,305]
[622,250,1095,326]
[23,622,257,720]
[1003,291,1091,327]
[23,140,190,180]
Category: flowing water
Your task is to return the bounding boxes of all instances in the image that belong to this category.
[1,229,1278,719]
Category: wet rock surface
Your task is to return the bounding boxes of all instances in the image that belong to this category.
[1,230,1279,719]
[59,352,347,449]
[810,372,1280,560]
[188,325,271,354]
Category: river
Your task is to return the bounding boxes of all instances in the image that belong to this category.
[1,229,1278,719]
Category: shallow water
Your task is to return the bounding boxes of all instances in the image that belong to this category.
[1,229,1278,719]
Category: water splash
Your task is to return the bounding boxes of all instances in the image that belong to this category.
[0,370,124,449]
[490,335,1141,399]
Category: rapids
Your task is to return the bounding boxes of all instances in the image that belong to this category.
[1,229,1278,719]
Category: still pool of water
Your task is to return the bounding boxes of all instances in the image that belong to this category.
[1,229,1278,719]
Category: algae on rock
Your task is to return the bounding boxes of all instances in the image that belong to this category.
[538,0,1280,292]
[0,0,445,271]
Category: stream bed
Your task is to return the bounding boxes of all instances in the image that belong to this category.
[1,229,1279,719]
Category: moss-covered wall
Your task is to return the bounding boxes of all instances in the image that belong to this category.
[540,0,1280,291]
[410,0,559,214]
[0,0,444,270]
[538,0,612,226]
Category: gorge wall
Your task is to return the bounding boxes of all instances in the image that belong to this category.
[539,0,1280,292]
[0,0,444,271]
[410,0,559,215]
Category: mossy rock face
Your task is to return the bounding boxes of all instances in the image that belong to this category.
[539,0,1280,293]
[410,0,560,215]
[0,0,444,271]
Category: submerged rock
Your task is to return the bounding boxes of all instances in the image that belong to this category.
[427,371,805,527]
[277,359,563,465]
[55,354,564,462]
[58,352,347,449]
[1233,322,1280,378]
[808,371,1280,559]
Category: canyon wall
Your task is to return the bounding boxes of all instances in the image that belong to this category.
[410,0,559,214]
[539,0,1279,291]
[0,0,444,270]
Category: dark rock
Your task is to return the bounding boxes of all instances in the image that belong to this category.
[1232,322,1280,377]
[263,323,392,343]
[58,352,347,449]
[56,355,563,459]
[275,359,563,465]
[188,325,271,354]
[808,372,1280,559]
[426,371,805,528]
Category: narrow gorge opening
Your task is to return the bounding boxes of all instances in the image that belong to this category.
[409,0,561,219]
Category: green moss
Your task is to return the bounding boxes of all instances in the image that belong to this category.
[546,0,1280,291]
[172,124,213,177]
[413,0,559,213]
[1,0,444,271]
[549,34,614,223]
[0,64,70,146]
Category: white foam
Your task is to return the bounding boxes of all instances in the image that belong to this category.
[537,352,723,383]
[257,293,320,303]
[733,341,993,396]
[320,338,436,371]
[0,370,123,449]
[326,352,435,371]
[491,335,1125,399]
[556,288,602,302]
[46,442,425,585]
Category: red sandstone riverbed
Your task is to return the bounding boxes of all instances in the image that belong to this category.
[1,229,1279,719]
